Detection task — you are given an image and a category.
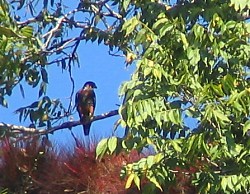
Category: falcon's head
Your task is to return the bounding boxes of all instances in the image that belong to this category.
[83,81,97,90]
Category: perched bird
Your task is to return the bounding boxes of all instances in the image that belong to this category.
[75,81,97,135]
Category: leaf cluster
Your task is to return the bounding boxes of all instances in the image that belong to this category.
[0,1,49,107]
[15,96,67,129]
[96,0,250,193]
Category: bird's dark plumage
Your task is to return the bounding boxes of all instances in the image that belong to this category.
[75,81,97,135]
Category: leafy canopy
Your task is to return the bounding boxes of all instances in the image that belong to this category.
[96,0,250,193]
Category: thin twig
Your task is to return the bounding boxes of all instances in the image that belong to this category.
[42,8,87,49]
[66,31,84,114]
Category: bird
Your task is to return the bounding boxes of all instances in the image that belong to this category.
[75,81,97,135]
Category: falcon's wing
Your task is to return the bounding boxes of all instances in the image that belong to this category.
[84,90,96,116]
[91,91,96,110]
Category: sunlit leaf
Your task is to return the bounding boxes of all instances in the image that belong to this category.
[108,136,117,154]
[122,17,139,36]
[170,140,182,153]
[96,138,108,159]
[133,174,140,190]
[243,120,250,136]
[153,153,164,163]
[148,176,163,191]
[20,26,33,38]
[0,26,19,37]
[125,173,134,189]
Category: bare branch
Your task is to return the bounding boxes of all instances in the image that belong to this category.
[103,2,123,19]
[0,109,119,137]
[0,123,37,133]
[66,31,83,114]
[41,7,88,50]
[17,11,44,27]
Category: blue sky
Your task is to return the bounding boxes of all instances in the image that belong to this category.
[49,42,134,145]
[1,0,183,146]
[1,38,134,146]
[0,1,137,146]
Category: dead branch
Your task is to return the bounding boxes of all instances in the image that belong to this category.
[0,109,119,137]
[66,32,83,114]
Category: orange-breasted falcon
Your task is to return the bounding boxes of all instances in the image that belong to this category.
[75,81,97,135]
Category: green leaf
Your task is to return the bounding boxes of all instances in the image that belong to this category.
[96,138,108,159]
[125,173,134,189]
[222,74,235,94]
[169,109,181,125]
[153,153,164,163]
[122,17,139,36]
[193,24,204,41]
[152,17,168,30]
[122,0,131,11]
[134,174,140,190]
[243,120,250,136]
[108,136,117,154]
[230,0,250,11]
[180,33,189,49]
[213,109,230,123]
[187,47,200,65]
[148,176,163,191]
[0,26,19,37]
[225,131,235,153]
[146,155,155,168]
[211,84,224,97]
[20,26,33,37]
[153,68,162,80]
[159,22,174,37]
[144,67,151,77]
[221,176,227,191]
[133,89,142,98]
[226,21,237,29]
[227,176,234,192]
[170,140,182,152]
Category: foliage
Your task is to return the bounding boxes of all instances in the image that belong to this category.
[0,0,47,106]
[1,0,250,193]
[95,0,250,193]
[15,96,67,128]
[0,188,8,194]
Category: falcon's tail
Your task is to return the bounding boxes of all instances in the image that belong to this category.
[83,124,91,136]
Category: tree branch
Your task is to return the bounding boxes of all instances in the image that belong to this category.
[66,31,83,114]
[0,109,119,137]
